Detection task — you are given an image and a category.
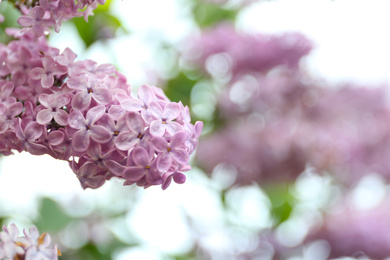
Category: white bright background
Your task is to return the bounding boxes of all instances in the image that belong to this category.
[1,0,390,259]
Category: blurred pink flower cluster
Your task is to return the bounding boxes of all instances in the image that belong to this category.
[184,24,312,77]
[190,24,390,186]
[0,0,202,189]
[184,23,390,259]
[307,200,390,259]
[0,223,60,260]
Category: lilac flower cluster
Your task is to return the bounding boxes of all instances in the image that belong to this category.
[190,24,390,186]
[184,24,312,77]
[306,201,390,259]
[0,223,60,260]
[0,1,202,189]
[9,0,104,38]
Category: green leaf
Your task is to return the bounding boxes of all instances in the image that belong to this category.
[164,72,198,106]
[0,1,21,44]
[263,183,294,225]
[65,243,112,260]
[193,3,237,28]
[35,198,73,233]
[72,11,126,48]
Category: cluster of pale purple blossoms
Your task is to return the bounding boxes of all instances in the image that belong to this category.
[186,24,390,259]
[184,24,312,77]
[305,199,390,259]
[0,0,202,190]
[190,24,390,186]
[0,223,60,260]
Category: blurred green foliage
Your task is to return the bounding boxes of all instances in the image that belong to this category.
[62,243,113,260]
[192,2,237,28]
[164,72,197,106]
[35,198,74,233]
[0,1,21,44]
[71,0,127,48]
[263,184,294,225]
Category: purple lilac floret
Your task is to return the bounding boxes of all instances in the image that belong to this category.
[0,0,203,190]
[0,223,60,260]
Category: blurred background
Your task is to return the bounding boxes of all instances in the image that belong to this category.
[1,0,390,259]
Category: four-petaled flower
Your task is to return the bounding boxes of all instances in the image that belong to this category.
[68,105,111,152]
[151,132,190,172]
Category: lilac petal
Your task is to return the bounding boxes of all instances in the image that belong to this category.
[141,110,156,124]
[56,94,71,108]
[166,121,184,136]
[123,166,145,181]
[72,129,90,152]
[26,225,40,240]
[78,161,97,176]
[180,165,191,172]
[24,122,43,141]
[161,173,173,190]
[115,132,138,151]
[96,63,115,74]
[71,92,91,111]
[27,142,49,155]
[150,121,165,136]
[87,141,101,158]
[0,65,10,77]
[105,160,125,177]
[164,102,181,120]
[80,175,106,189]
[93,88,112,104]
[8,223,20,240]
[8,102,23,117]
[14,119,24,139]
[78,163,105,189]
[131,147,150,166]
[98,114,115,131]
[41,18,56,28]
[48,131,64,146]
[172,148,189,165]
[31,23,45,37]
[86,105,106,124]
[41,74,54,89]
[171,132,187,148]
[56,48,77,66]
[151,136,167,152]
[54,109,69,126]
[67,77,88,90]
[38,93,51,108]
[108,105,126,120]
[119,97,143,111]
[0,119,7,133]
[68,110,86,129]
[173,172,186,184]
[194,121,203,138]
[2,82,14,96]
[37,109,54,125]
[17,16,34,27]
[156,153,172,172]
[126,112,145,132]
[0,104,6,115]
[90,125,111,143]
[149,101,164,117]
[29,67,45,80]
[42,56,55,69]
[30,6,45,19]
[138,85,155,105]
[146,169,163,184]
